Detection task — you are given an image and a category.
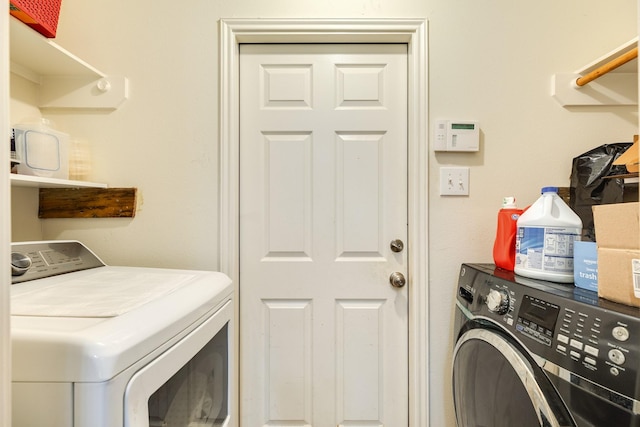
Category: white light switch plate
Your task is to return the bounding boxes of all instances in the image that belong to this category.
[440,167,470,196]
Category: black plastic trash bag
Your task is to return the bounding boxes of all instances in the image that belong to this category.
[569,142,633,242]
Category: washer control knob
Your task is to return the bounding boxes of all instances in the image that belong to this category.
[11,252,32,276]
[608,349,626,365]
[612,326,630,342]
[486,289,510,315]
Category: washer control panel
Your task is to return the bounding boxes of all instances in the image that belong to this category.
[457,263,640,401]
[541,296,640,382]
[516,295,560,347]
[10,241,105,284]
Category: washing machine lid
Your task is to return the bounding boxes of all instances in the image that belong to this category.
[11,265,233,383]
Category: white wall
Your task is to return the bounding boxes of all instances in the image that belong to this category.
[10,0,638,426]
[1,4,11,425]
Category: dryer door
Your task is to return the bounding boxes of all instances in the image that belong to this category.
[124,301,232,427]
[453,326,576,427]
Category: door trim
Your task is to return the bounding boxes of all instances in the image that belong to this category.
[219,18,429,427]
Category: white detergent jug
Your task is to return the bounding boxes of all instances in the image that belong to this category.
[515,187,582,283]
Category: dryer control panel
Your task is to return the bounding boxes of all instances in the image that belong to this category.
[456,263,640,404]
[10,240,105,284]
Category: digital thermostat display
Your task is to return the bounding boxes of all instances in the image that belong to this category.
[451,123,476,130]
[434,119,480,152]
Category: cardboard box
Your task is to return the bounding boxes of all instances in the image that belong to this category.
[592,202,640,307]
[613,136,639,174]
[574,241,598,292]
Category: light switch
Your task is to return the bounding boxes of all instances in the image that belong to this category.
[439,167,470,196]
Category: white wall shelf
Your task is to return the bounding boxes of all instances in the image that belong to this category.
[552,37,638,106]
[9,17,128,110]
[10,174,107,189]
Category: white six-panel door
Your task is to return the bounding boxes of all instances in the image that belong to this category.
[239,43,408,427]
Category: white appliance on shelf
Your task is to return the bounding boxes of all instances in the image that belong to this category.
[10,240,234,427]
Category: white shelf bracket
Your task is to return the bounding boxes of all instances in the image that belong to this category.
[552,72,638,106]
[551,37,638,107]
[39,75,129,110]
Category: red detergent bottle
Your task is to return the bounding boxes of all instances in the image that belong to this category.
[493,196,524,271]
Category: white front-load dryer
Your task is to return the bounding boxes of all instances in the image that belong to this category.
[10,240,234,427]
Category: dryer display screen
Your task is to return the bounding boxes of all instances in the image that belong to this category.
[516,295,560,347]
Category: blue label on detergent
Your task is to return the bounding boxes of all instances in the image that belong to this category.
[516,226,580,274]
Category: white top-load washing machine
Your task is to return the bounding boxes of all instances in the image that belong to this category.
[10,240,234,427]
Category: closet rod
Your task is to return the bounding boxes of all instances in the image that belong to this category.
[576,47,638,87]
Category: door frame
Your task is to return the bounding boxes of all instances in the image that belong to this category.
[219,18,429,426]
[0,6,10,427]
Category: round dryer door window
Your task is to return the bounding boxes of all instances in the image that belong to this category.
[452,327,575,427]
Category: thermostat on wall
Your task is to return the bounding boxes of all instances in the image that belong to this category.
[434,120,480,152]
